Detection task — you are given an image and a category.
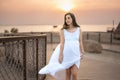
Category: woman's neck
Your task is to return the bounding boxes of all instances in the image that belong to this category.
[68,25,74,29]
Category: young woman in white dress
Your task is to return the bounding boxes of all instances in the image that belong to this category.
[39,12,85,80]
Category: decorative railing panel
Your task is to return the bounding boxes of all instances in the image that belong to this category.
[0,34,46,80]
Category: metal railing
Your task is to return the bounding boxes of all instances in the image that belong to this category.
[83,32,120,44]
[1,32,120,44]
[0,34,47,80]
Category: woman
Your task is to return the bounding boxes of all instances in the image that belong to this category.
[39,12,84,80]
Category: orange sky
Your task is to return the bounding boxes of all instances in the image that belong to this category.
[0,0,120,25]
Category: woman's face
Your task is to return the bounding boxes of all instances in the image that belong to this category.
[65,14,73,26]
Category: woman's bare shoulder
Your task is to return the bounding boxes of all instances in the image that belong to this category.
[59,29,64,34]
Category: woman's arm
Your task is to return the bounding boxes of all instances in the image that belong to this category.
[79,29,85,55]
[59,29,64,63]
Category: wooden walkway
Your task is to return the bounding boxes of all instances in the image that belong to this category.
[45,43,120,80]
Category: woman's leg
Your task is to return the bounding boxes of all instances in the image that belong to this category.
[71,64,78,80]
[66,68,71,80]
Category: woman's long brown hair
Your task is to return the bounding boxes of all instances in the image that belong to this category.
[62,12,80,29]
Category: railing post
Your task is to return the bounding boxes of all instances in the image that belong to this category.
[87,32,89,40]
[51,32,53,43]
[23,40,27,80]
[45,36,47,65]
[98,32,101,43]
[36,39,39,80]
[110,32,112,44]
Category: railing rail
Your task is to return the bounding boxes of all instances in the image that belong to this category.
[0,32,120,44]
[0,34,47,80]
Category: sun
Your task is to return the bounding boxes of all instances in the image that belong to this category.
[60,2,74,12]
[56,0,74,12]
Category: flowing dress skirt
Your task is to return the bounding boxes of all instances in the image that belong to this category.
[39,41,81,79]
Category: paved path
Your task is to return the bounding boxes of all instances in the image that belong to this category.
[102,44,120,53]
[45,43,120,80]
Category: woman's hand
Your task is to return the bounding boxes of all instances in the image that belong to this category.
[80,53,84,60]
[59,54,63,64]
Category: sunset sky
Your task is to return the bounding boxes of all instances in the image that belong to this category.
[0,0,120,25]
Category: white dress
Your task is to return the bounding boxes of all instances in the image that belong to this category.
[39,27,81,79]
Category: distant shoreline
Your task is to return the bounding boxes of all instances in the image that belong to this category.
[0,24,117,33]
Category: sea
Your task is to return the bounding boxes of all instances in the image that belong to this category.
[0,24,117,33]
